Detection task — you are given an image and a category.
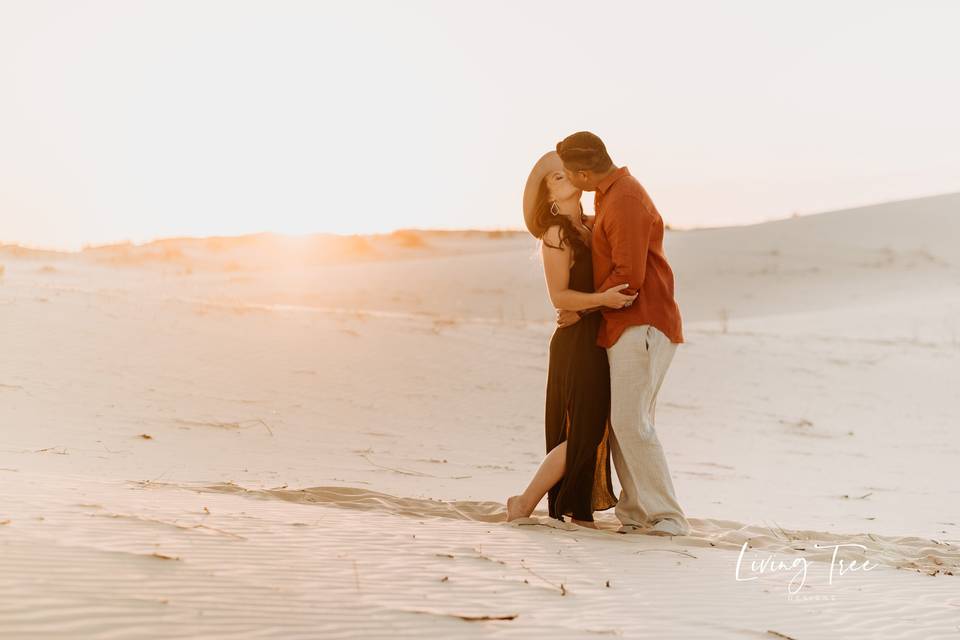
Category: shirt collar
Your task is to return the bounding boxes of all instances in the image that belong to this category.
[596,166,630,195]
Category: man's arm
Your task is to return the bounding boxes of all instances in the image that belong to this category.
[556,305,602,329]
[596,194,655,295]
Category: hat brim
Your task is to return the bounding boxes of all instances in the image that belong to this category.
[522,151,564,236]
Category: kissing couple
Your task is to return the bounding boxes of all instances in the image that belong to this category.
[505,131,690,536]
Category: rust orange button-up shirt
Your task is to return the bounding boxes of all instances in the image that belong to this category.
[591,166,684,348]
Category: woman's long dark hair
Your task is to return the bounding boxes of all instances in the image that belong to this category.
[529,178,587,251]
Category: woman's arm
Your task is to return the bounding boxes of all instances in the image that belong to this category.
[541,226,635,312]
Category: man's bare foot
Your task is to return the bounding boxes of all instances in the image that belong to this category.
[505,495,533,521]
[571,518,598,529]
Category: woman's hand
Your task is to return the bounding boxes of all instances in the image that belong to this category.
[599,283,638,309]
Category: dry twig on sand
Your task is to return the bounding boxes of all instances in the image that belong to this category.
[94,511,246,540]
[436,549,566,595]
[765,520,797,541]
[634,549,698,559]
[175,418,274,437]
[34,446,68,455]
[359,452,470,479]
[519,559,567,595]
[403,608,518,621]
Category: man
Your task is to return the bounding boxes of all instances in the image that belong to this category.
[555,131,690,537]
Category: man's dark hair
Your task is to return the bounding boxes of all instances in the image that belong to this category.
[556,131,614,172]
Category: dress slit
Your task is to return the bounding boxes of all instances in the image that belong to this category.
[543,224,618,523]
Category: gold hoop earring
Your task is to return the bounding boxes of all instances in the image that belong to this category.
[550,202,560,216]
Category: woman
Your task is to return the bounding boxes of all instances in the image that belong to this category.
[505,151,637,528]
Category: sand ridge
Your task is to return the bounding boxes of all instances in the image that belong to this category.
[3,194,960,637]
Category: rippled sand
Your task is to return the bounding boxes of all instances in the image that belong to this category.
[2,194,960,637]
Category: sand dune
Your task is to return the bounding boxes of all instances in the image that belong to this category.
[2,471,959,639]
[181,480,960,575]
[5,537,950,639]
[2,193,960,637]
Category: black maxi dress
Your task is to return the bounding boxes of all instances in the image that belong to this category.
[545,223,618,522]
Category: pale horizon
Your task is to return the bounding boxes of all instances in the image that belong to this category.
[6,187,959,254]
[2,0,959,251]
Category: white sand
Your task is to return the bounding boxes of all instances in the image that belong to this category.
[2,193,960,638]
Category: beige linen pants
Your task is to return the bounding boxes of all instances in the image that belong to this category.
[606,324,690,534]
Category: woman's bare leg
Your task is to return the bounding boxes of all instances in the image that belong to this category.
[506,441,567,521]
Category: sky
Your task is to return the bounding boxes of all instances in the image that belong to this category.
[1,0,958,250]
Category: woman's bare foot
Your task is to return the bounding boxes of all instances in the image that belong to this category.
[506,495,533,521]
[571,518,598,529]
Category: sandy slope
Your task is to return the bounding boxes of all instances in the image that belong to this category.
[2,194,960,638]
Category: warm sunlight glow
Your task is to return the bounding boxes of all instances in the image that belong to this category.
[2,1,959,250]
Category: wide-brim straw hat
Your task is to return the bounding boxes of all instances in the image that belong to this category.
[522,150,564,236]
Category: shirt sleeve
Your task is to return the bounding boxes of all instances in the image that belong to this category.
[596,194,654,295]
